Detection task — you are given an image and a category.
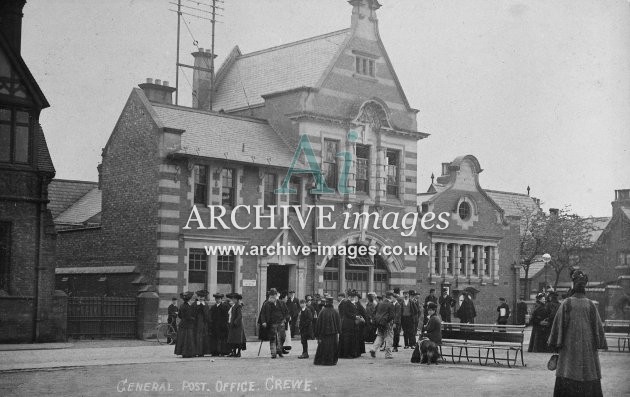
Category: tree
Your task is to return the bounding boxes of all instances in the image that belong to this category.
[543,207,599,288]
[516,203,547,299]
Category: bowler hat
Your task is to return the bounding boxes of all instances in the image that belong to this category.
[212,293,224,299]
[427,302,437,310]
[196,290,209,298]
[231,293,243,300]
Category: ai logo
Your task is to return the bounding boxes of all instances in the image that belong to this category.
[275,130,361,195]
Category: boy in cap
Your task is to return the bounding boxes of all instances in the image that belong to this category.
[496,297,510,330]
[287,290,300,337]
[259,288,289,358]
[424,302,442,345]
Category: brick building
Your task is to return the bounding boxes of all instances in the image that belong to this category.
[416,156,530,323]
[0,0,65,342]
[55,0,529,331]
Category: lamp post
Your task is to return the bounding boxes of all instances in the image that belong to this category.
[542,253,551,292]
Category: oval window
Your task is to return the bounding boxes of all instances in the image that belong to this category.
[458,201,471,220]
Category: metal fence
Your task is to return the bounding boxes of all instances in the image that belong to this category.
[67,297,136,338]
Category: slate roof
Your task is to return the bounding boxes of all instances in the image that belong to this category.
[584,216,611,243]
[48,179,99,219]
[152,104,296,168]
[212,29,350,111]
[34,124,55,174]
[519,260,545,279]
[485,190,539,218]
[55,187,102,225]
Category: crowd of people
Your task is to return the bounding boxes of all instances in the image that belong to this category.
[168,270,608,396]
[170,286,468,364]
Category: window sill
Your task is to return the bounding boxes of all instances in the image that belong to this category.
[352,73,378,83]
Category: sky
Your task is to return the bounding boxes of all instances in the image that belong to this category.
[20,0,630,217]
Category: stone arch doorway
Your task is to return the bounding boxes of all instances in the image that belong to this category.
[322,244,391,298]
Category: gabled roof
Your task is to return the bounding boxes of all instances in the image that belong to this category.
[485,190,539,218]
[0,29,49,109]
[48,179,99,218]
[55,187,102,225]
[34,124,55,174]
[212,29,350,111]
[152,103,296,168]
[584,216,611,243]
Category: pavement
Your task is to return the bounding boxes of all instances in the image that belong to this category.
[0,331,629,396]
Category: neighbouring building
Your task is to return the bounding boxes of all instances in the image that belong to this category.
[416,156,537,323]
[0,0,65,342]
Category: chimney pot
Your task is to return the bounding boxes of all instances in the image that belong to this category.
[138,78,176,105]
[199,47,205,52]
[205,49,212,53]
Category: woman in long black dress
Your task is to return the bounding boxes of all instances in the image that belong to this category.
[353,293,367,355]
[338,292,360,358]
[227,293,246,357]
[314,297,341,366]
[174,291,196,358]
[528,293,550,352]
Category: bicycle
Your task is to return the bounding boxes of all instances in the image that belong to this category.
[156,322,177,345]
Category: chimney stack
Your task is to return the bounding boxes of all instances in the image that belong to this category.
[549,208,559,216]
[138,78,176,105]
[0,0,26,54]
[191,48,217,110]
[441,162,450,176]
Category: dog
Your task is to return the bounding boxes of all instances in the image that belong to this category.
[410,338,440,364]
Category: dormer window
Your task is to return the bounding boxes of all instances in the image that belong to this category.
[355,56,375,77]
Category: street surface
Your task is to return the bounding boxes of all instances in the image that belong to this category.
[0,336,629,396]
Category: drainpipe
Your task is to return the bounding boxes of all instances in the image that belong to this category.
[33,174,46,342]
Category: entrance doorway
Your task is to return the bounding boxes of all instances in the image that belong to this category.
[267,264,289,293]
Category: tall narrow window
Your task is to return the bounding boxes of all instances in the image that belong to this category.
[322,139,338,191]
[0,107,30,164]
[188,249,208,286]
[221,168,235,208]
[355,144,369,194]
[459,245,466,276]
[433,243,441,275]
[263,173,277,208]
[288,176,302,206]
[217,253,235,291]
[446,244,454,275]
[484,246,491,276]
[0,222,11,292]
[386,149,400,198]
[472,245,480,276]
[193,165,208,205]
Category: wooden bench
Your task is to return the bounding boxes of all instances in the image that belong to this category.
[604,320,630,352]
[438,323,526,367]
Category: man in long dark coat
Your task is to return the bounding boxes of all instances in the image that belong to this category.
[338,292,360,358]
[193,290,211,356]
[286,290,300,337]
[456,291,477,325]
[209,293,230,356]
[167,297,178,344]
[298,299,314,359]
[439,289,455,325]
[314,297,341,365]
[400,290,419,349]
[174,292,196,358]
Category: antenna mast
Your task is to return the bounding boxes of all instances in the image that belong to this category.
[170,0,224,107]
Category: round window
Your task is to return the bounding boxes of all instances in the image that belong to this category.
[458,201,471,220]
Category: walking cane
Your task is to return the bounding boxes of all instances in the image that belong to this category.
[257,339,263,357]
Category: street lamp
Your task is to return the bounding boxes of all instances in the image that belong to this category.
[542,253,551,291]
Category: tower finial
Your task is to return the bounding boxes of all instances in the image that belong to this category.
[527,185,530,196]
[431,173,435,184]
